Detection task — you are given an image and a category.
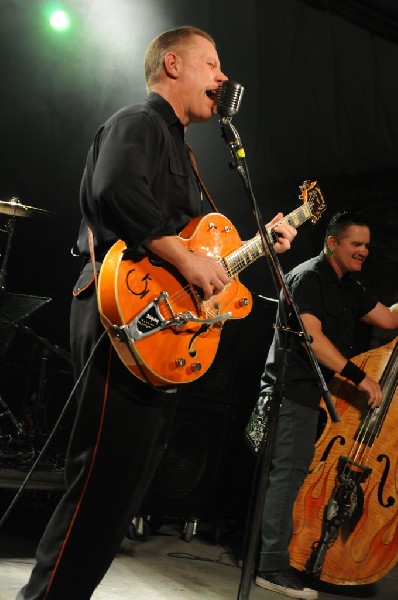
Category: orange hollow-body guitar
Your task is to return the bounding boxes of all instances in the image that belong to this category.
[98,181,325,386]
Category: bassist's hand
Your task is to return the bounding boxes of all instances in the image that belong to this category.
[358,375,383,409]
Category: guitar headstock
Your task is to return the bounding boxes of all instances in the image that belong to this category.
[299,180,326,223]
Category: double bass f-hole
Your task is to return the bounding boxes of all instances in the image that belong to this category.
[377,453,395,508]
[310,435,345,475]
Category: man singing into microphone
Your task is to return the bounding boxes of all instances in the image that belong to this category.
[17,26,296,599]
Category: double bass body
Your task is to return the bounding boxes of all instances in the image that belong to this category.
[289,336,398,585]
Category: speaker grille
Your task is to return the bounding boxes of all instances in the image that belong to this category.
[155,422,208,499]
[141,398,234,518]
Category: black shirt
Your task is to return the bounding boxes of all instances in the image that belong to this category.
[261,252,377,407]
[75,93,203,258]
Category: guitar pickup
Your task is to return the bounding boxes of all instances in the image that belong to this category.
[112,291,232,343]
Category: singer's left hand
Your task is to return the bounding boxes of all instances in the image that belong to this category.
[267,212,297,253]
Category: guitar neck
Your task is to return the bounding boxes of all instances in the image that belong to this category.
[223,202,314,277]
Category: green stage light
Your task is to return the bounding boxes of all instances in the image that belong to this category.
[49,9,71,31]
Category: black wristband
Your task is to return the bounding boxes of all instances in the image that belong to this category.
[340,360,366,386]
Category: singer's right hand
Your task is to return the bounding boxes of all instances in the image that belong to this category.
[177,251,230,300]
[145,234,230,300]
[266,213,297,253]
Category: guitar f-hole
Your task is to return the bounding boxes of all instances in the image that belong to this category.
[188,323,210,357]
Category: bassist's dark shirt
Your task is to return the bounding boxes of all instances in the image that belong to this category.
[260,252,377,408]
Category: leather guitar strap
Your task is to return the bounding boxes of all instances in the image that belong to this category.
[87,227,112,331]
[87,226,97,291]
[186,144,220,213]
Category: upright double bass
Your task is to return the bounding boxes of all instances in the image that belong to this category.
[289,336,398,585]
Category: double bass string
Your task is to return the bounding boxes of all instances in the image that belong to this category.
[332,341,398,495]
[351,345,398,467]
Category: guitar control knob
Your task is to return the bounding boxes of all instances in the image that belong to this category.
[175,358,186,367]
[191,362,202,372]
[209,222,217,229]
[239,297,249,306]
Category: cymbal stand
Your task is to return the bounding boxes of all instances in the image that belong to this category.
[0,215,24,438]
[0,216,16,291]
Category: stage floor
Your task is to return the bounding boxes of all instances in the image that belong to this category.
[0,491,397,600]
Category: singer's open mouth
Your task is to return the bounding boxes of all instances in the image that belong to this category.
[206,89,217,99]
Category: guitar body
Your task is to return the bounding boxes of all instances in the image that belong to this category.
[98,181,326,386]
[98,213,253,386]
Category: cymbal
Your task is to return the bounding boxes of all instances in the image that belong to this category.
[0,197,50,218]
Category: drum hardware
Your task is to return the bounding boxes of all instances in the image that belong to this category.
[0,303,72,441]
[0,197,67,443]
[0,212,16,292]
[0,196,51,291]
[0,196,51,219]
[0,293,52,440]
[0,392,24,436]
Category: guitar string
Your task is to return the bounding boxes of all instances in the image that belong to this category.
[155,206,312,312]
[137,199,317,325]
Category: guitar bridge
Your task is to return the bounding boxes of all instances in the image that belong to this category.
[113,291,232,343]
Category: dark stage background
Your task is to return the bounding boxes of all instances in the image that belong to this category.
[0,0,397,510]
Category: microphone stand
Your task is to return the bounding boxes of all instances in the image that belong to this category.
[218,116,339,600]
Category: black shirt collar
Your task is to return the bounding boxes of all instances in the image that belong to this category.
[146,92,184,133]
[317,251,354,287]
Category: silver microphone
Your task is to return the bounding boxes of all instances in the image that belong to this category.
[215,80,244,119]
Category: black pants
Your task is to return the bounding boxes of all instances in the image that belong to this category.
[17,285,178,599]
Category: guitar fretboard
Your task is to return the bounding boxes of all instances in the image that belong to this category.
[223,203,313,277]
